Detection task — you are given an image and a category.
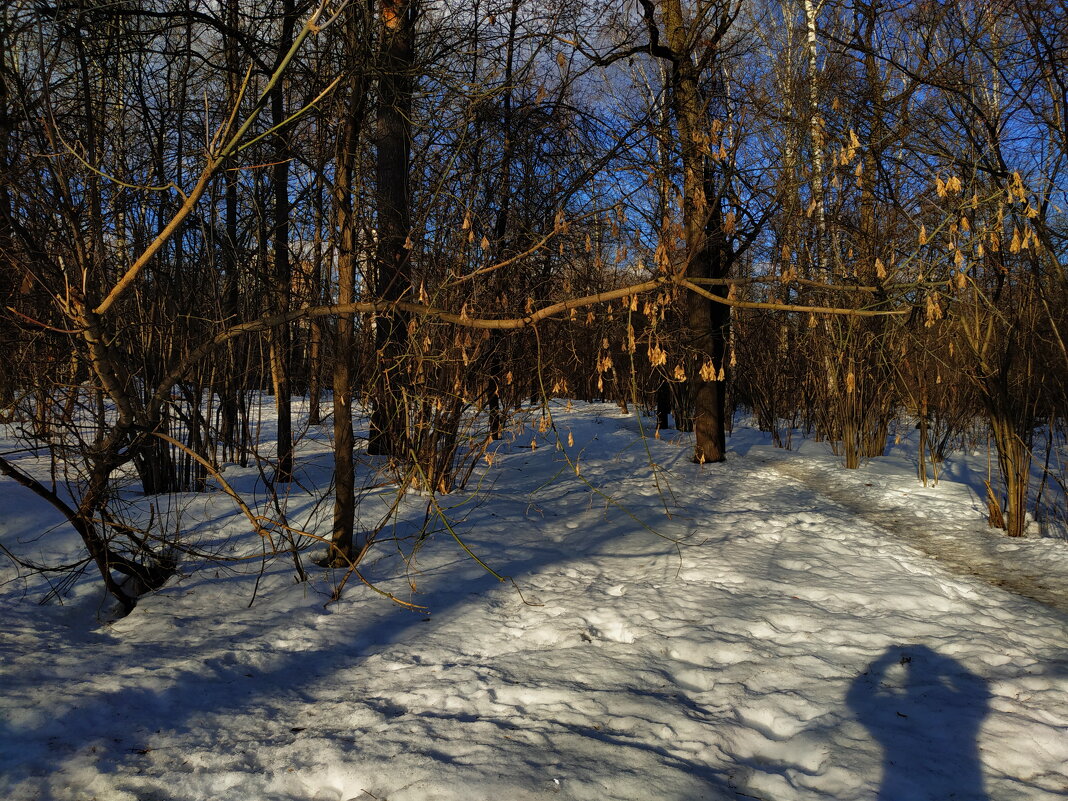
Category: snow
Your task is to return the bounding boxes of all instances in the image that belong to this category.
[2,402,1067,801]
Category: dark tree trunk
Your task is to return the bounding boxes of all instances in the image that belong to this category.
[368,0,415,458]
[328,5,370,565]
[307,163,325,425]
[269,0,296,481]
[482,1,521,442]
[655,380,672,430]
[217,0,243,462]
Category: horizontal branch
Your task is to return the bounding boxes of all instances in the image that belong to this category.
[150,273,914,413]
[150,277,671,412]
[677,279,910,317]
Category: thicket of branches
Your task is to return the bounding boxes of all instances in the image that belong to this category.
[1,0,1065,612]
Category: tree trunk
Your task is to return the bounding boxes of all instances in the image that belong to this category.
[368,0,415,458]
[328,6,369,565]
[269,0,296,482]
[987,392,1031,538]
[662,0,731,463]
[307,167,325,426]
[217,0,243,463]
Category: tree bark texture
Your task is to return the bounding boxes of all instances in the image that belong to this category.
[662,0,731,463]
[368,0,415,457]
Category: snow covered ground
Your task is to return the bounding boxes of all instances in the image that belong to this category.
[2,402,1067,801]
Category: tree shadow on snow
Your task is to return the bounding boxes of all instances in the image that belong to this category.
[847,644,990,801]
[0,487,732,801]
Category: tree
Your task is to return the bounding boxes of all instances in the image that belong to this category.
[368,0,416,458]
[329,0,373,566]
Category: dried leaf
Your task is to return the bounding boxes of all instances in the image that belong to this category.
[655,242,670,272]
[648,342,667,367]
[1011,171,1026,202]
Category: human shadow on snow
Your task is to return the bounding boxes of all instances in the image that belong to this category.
[847,644,990,801]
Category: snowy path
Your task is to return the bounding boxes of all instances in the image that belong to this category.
[2,404,1067,800]
[754,451,1068,615]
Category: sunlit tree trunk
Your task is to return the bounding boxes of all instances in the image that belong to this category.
[661,0,732,463]
[803,0,826,274]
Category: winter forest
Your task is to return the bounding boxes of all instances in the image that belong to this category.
[1,1,1067,800]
